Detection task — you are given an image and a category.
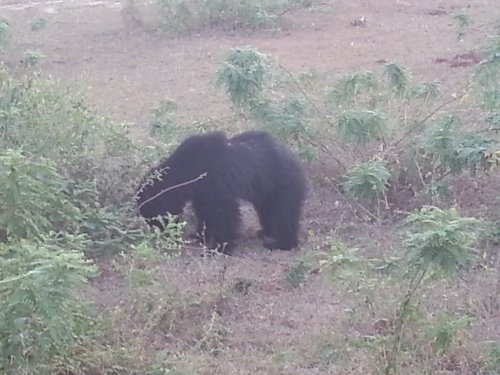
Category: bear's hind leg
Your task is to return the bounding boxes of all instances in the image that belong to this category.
[193,198,241,254]
[255,201,274,239]
[263,195,301,251]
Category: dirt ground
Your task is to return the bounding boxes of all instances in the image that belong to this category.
[2,0,500,374]
[2,0,497,126]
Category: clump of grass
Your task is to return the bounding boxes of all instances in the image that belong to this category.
[0,18,10,49]
[153,0,309,35]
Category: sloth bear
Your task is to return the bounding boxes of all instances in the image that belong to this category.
[136,130,306,254]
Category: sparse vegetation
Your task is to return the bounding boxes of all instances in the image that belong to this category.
[29,17,47,32]
[121,0,316,35]
[344,159,390,203]
[153,0,310,34]
[385,206,480,374]
[22,49,44,67]
[0,18,10,49]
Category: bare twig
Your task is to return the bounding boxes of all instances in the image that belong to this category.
[299,134,346,171]
[276,63,383,220]
[323,174,380,222]
[277,62,348,170]
[385,267,428,375]
[137,172,207,211]
[278,62,331,123]
[392,92,466,149]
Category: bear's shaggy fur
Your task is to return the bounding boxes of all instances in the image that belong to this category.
[136,130,306,254]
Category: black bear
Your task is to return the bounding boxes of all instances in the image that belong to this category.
[136,130,306,254]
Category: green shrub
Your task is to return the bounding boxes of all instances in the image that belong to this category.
[0,150,81,243]
[335,110,386,144]
[29,17,47,32]
[154,0,297,35]
[252,98,311,141]
[384,62,409,97]
[214,47,314,155]
[0,18,9,50]
[385,206,480,375]
[0,235,97,373]
[149,99,179,140]
[417,115,493,179]
[326,70,378,107]
[403,206,479,275]
[214,47,270,110]
[474,36,500,129]
[0,69,149,206]
[344,160,390,201]
[22,50,44,67]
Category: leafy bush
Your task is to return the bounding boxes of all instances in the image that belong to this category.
[0,65,189,374]
[154,0,301,35]
[326,70,378,107]
[403,206,479,274]
[0,69,149,206]
[0,138,150,259]
[0,235,97,373]
[335,110,386,144]
[214,47,270,110]
[213,44,500,212]
[384,62,409,97]
[214,47,318,156]
[252,98,311,142]
[486,342,500,375]
[0,18,9,50]
[149,99,179,140]
[425,312,472,354]
[416,115,494,180]
[0,150,81,243]
[384,206,480,375]
[344,160,390,202]
[29,18,47,32]
[286,260,309,288]
[22,50,44,67]
[474,37,500,129]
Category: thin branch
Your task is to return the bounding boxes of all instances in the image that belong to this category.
[392,92,466,149]
[385,267,428,375]
[277,62,348,169]
[321,174,380,222]
[299,133,346,171]
[137,172,207,211]
[276,63,385,220]
[278,62,331,123]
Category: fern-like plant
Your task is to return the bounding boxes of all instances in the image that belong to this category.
[22,49,44,67]
[403,206,478,273]
[214,47,270,110]
[252,98,310,142]
[474,35,500,129]
[0,235,97,372]
[0,150,81,243]
[384,62,409,97]
[385,206,479,374]
[344,160,390,201]
[327,70,378,107]
[0,18,9,50]
[335,110,386,144]
[148,99,179,140]
[0,69,146,206]
[409,81,441,103]
[419,115,494,178]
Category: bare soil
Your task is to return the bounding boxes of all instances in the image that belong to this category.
[2,0,496,126]
[2,0,500,374]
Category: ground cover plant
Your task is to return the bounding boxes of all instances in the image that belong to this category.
[1,0,500,374]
